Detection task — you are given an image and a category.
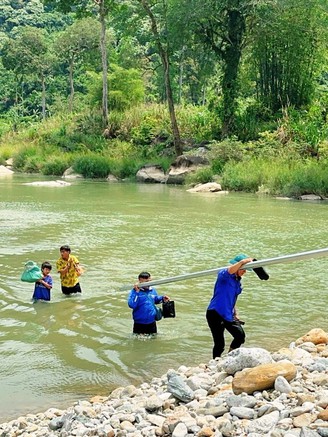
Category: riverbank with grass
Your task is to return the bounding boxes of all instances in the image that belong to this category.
[1,103,328,198]
[1,328,328,436]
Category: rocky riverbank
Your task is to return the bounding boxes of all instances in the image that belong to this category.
[1,328,328,437]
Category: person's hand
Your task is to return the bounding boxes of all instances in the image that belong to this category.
[133,283,140,292]
[163,295,170,302]
[241,257,253,267]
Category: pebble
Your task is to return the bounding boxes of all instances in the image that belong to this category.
[1,328,328,436]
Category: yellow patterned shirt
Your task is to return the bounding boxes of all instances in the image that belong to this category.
[56,255,80,287]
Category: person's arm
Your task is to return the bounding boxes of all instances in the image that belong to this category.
[57,257,71,275]
[128,289,139,309]
[37,276,52,290]
[155,294,170,303]
[228,257,253,274]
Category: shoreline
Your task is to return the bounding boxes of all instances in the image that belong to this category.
[1,328,328,436]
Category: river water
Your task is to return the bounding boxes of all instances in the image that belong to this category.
[0,174,327,422]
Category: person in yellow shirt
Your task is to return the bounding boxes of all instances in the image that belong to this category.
[56,245,83,295]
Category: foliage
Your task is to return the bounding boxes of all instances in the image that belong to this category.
[41,156,72,175]
[208,137,247,175]
[13,146,41,173]
[73,154,111,179]
[87,65,145,112]
[185,166,214,186]
[251,0,326,111]
[221,158,328,197]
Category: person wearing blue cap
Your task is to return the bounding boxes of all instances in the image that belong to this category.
[206,254,253,359]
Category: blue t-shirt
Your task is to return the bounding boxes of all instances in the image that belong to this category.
[207,269,242,321]
[32,275,53,301]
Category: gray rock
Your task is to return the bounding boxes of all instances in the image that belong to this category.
[300,427,322,437]
[167,370,195,402]
[136,165,167,183]
[48,417,65,430]
[247,411,280,434]
[225,394,257,409]
[222,347,273,375]
[172,422,188,437]
[275,375,293,393]
[230,406,255,419]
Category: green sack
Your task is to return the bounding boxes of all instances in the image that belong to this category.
[21,261,43,283]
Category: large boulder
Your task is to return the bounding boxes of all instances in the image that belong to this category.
[187,182,227,193]
[136,164,167,183]
[0,165,14,175]
[295,328,328,346]
[62,167,83,179]
[222,347,273,375]
[232,360,297,395]
[166,155,209,184]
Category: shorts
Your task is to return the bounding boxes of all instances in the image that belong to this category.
[61,283,82,295]
[133,321,157,334]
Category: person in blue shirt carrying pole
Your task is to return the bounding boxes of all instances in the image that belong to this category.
[128,271,170,335]
[206,254,254,358]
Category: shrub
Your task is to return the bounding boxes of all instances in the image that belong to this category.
[176,105,219,142]
[13,146,40,172]
[73,154,111,178]
[221,159,270,192]
[185,167,214,186]
[208,137,247,175]
[41,156,72,176]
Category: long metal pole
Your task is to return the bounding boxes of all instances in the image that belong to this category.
[122,247,328,290]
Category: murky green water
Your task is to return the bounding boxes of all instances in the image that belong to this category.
[0,174,327,422]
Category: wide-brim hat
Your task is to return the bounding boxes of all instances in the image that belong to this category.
[229,253,252,271]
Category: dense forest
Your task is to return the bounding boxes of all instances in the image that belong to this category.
[0,0,328,196]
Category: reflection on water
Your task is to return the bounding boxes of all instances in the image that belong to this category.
[0,174,328,421]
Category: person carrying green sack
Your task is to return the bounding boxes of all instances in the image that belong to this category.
[128,271,170,335]
[32,261,53,302]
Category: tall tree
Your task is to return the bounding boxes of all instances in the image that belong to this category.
[127,0,183,156]
[2,26,51,120]
[54,17,100,112]
[251,0,328,111]
[186,0,249,137]
[43,0,112,129]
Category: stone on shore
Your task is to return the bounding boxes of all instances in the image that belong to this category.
[166,155,209,184]
[187,182,227,193]
[232,360,297,394]
[222,347,273,374]
[1,327,328,437]
[62,166,83,179]
[136,164,167,183]
[0,165,13,175]
[295,328,328,346]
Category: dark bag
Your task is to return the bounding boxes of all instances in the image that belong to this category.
[155,306,163,321]
[252,258,269,280]
[162,300,175,318]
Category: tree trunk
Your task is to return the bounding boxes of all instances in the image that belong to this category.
[139,0,183,156]
[98,0,109,129]
[41,75,46,120]
[221,5,245,137]
[68,60,74,112]
[178,46,185,104]
[160,49,183,156]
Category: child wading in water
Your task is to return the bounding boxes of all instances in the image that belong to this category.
[32,261,53,302]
